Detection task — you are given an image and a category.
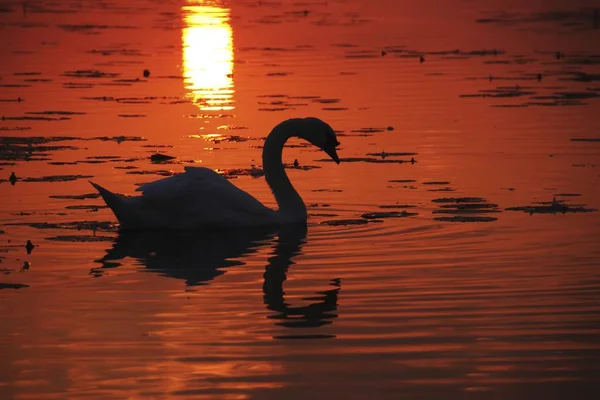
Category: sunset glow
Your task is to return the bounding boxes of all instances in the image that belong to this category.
[182,4,234,111]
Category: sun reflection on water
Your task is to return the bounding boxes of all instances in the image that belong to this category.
[182,3,234,111]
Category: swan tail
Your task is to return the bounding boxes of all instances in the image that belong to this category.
[89,181,128,224]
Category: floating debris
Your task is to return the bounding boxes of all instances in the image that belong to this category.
[25,240,35,254]
[150,153,176,163]
[143,69,150,78]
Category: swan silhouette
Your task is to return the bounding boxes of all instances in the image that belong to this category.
[90,117,340,230]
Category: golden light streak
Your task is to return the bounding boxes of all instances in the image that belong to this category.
[182,3,234,111]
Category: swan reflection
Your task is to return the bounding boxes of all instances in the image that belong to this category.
[96,225,340,336]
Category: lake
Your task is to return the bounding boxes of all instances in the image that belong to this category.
[1,0,600,398]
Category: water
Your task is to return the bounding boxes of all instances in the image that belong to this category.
[1,0,600,398]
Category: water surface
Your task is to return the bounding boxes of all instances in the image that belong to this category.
[1,0,600,398]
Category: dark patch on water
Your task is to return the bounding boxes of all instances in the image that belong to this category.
[63,69,119,78]
[2,115,71,121]
[59,24,136,34]
[88,48,146,57]
[423,181,450,185]
[559,72,600,83]
[351,127,387,133]
[367,152,416,158]
[0,283,29,290]
[258,107,292,112]
[389,179,416,183]
[433,196,500,222]
[361,211,417,219]
[46,235,114,242]
[149,153,176,163]
[64,205,106,211]
[428,188,455,192]
[8,221,116,232]
[318,157,410,164]
[62,82,94,89]
[571,138,600,142]
[91,136,145,143]
[0,141,78,161]
[432,197,487,203]
[284,163,320,171]
[506,198,597,215]
[25,111,85,116]
[13,72,41,76]
[127,170,174,177]
[321,219,368,226]
[21,175,93,183]
[48,161,78,165]
[50,193,100,200]
[475,9,598,33]
[274,334,336,340]
[216,167,265,179]
[435,216,498,222]
[378,204,417,209]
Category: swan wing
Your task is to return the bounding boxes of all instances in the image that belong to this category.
[134,166,274,227]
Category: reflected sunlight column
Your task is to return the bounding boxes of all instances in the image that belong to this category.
[182,2,234,111]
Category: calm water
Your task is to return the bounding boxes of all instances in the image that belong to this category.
[1,0,600,398]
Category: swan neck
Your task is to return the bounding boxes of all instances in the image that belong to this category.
[263,121,306,221]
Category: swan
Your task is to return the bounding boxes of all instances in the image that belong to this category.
[90,117,341,230]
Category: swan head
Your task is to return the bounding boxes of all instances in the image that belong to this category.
[298,117,340,164]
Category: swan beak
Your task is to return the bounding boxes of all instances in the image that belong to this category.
[325,146,340,164]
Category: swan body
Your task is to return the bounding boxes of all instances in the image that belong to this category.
[91,117,340,230]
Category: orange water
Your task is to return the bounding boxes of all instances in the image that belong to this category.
[1,0,600,398]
